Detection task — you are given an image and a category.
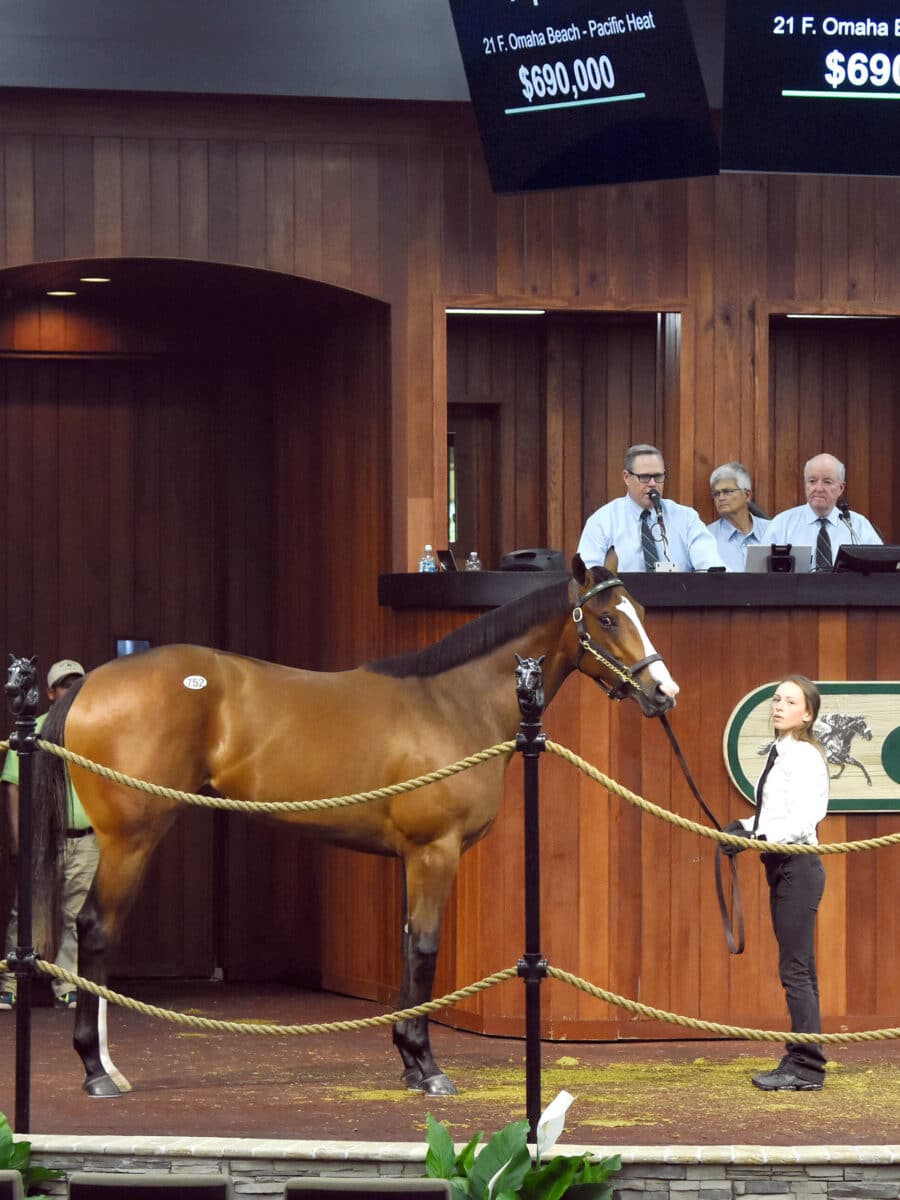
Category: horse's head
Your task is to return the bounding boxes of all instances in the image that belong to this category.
[568,554,679,717]
[5,653,39,716]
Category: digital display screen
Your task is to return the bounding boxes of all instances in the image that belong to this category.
[722,1,900,174]
[448,0,718,193]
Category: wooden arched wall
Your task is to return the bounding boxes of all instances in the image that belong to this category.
[0,88,898,1036]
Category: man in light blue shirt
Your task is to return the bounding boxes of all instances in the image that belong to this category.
[706,461,772,571]
[767,453,883,572]
[577,444,725,573]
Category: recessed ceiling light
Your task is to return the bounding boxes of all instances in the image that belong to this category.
[79,276,111,283]
[445,307,546,316]
[46,290,76,297]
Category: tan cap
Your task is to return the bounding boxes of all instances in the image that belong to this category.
[47,659,85,689]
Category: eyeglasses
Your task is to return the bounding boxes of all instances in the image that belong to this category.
[712,487,741,499]
[627,472,666,484]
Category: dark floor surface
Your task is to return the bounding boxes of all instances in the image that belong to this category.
[2,982,899,1147]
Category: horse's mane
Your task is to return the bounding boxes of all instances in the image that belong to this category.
[366,575,572,678]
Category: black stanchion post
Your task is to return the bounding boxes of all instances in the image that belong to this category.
[5,654,40,1134]
[514,655,547,1143]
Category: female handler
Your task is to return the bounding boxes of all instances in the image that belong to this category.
[724,675,829,1091]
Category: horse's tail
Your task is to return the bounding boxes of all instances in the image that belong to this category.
[31,677,87,959]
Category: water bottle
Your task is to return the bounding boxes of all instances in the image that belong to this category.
[418,544,437,573]
[465,551,482,571]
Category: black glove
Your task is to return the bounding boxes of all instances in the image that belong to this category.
[721,819,748,858]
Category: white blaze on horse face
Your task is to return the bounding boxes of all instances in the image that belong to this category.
[615,595,680,699]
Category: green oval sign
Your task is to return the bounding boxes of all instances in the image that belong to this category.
[724,681,900,814]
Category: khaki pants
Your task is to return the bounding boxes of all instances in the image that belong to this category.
[2,832,99,999]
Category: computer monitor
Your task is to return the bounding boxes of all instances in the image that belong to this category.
[745,544,812,574]
[116,639,151,656]
[833,545,900,574]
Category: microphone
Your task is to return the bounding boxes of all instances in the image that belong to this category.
[837,500,859,545]
[647,488,672,563]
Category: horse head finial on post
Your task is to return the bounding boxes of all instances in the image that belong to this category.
[6,654,39,720]
[515,653,546,733]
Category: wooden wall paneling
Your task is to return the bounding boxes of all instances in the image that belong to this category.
[577,186,608,299]
[207,139,238,265]
[4,134,35,265]
[406,146,442,556]
[149,138,180,258]
[538,676,584,1029]
[794,176,823,305]
[350,144,380,297]
[575,673,614,1024]
[179,139,209,262]
[869,333,896,540]
[440,144,470,296]
[495,194,525,297]
[847,177,876,304]
[799,324,827,459]
[29,363,61,664]
[550,189,579,297]
[523,192,553,298]
[766,175,797,302]
[322,144,353,289]
[874,179,900,304]
[293,142,324,281]
[33,135,64,263]
[709,175,741,493]
[121,138,152,257]
[820,174,848,306]
[605,184,635,301]
[63,136,94,260]
[512,330,543,548]
[107,362,136,648]
[467,154,497,297]
[684,178,714,503]
[93,137,124,258]
[579,326,609,515]
[770,324,799,514]
[845,333,872,518]
[629,322,658,451]
[739,176,769,501]
[235,140,267,269]
[632,181,660,304]
[264,139,294,275]
[605,700,644,1029]
[657,179,689,303]
[560,326,585,557]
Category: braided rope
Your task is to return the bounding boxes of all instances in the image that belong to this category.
[34,738,516,813]
[3,957,898,1044]
[546,740,900,856]
[546,966,900,1045]
[22,960,519,1034]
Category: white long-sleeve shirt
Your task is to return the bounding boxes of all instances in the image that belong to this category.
[738,736,829,845]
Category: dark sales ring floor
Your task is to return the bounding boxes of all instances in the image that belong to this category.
[2,981,899,1146]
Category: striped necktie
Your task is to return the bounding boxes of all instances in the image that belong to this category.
[641,509,658,571]
[815,517,832,572]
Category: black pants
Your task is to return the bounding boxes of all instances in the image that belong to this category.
[763,852,826,1081]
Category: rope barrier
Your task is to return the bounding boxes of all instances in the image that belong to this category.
[545,740,900,856]
[2,956,898,1046]
[35,737,516,813]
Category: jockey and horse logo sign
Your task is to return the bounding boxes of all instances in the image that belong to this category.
[724,682,900,813]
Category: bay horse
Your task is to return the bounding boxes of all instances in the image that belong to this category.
[32,555,677,1098]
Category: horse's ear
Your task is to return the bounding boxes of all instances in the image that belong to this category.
[572,554,587,585]
[604,547,619,575]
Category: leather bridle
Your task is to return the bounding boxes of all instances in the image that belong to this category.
[569,576,663,702]
[570,573,745,955]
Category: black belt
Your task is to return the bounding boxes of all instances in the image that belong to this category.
[66,827,94,839]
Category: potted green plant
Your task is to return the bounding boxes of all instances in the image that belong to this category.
[0,1111,64,1198]
[425,1098,621,1200]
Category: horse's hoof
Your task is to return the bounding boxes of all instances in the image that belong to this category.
[83,1072,131,1098]
[421,1072,457,1096]
[402,1066,425,1090]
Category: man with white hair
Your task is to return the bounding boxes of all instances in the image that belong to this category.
[707,461,772,571]
[766,453,883,572]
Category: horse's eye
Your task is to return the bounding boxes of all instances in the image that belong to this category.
[598,614,615,628]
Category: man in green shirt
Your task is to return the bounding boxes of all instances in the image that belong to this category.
[1,659,98,1010]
